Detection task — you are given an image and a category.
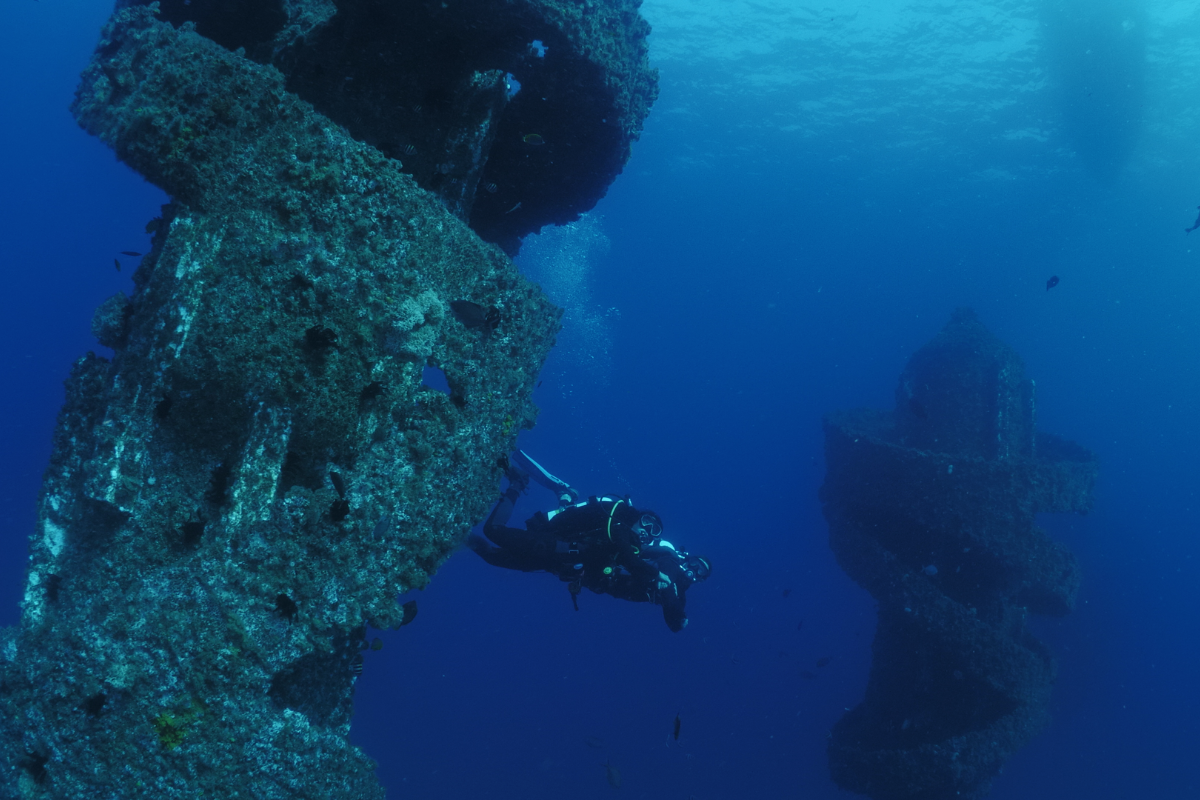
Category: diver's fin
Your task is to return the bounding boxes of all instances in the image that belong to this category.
[512,450,579,505]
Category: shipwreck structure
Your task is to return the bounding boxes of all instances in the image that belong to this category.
[138,0,658,254]
[0,1,655,797]
[821,309,1097,800]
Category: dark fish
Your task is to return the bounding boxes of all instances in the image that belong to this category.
[781,588,791,598]
[673,713,681,741]
[800,670,818,680]
[349,654,364,676]
[120,250,142,257]
[796,617,805,631]
[329,471,347,499]
[450,300,500,332]
[1046,275,1060,291]
[1187,205,1200,234]
[114,258,121,272]
[403,144,417,156]
[370,637,383,651]
[400,600,418,626]
[484,182,498,193]
[909,398,928,419]
[816,656,832,668]
[584,736,606,749]
[604,760,621,789]
[523,133,545,145]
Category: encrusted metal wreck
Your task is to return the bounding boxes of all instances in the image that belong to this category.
[821,309,1097,800]
[0,1,656,796]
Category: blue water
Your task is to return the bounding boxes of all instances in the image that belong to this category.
[2,1,1198,797]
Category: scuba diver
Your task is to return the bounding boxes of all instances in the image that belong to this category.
[467,451,711,632]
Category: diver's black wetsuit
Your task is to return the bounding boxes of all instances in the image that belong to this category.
[477,492,659,583]
[596,544,699,632]
[471,492,707,629]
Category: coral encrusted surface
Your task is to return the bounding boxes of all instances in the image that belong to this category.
[820,309,1098,800]
[0,6,560,798]
[115,0,660,254]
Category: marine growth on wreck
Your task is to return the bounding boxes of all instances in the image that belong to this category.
[820,308,1098,800]
[0,1,656,796]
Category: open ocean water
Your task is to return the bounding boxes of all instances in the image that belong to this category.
[2,0,1198,797]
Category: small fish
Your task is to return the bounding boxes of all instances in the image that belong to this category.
[523,133,545,146]
[604,760,621,789]
[349,654,364,676]
[329,471,347,499]
[484,182,498,193]
[120,250,142,257]
[1187,205,1200,234]
[816,656,831,668]
[400,600,418,626]
[1046,275,1060,291]
[781,588,791,598]
[114,258,121,272]
[796,617,805,632]
[673,713,681,741]
[370,637,383,651]
[800,670,818,680]
[584,736,606,749]
[403,144,417,156]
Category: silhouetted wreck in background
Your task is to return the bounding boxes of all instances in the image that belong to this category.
[0,1,655,797]
[821,308,1097,800]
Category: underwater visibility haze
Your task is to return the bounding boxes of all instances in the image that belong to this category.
[1,0,1199,798]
